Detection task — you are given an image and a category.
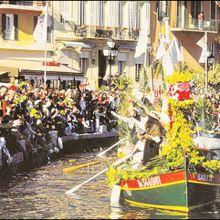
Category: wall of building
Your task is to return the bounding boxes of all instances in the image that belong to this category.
[150,1,219,74]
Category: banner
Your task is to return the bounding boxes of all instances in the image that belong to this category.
[33,5,51,43]
[169,38,182,64]
[134,16,149,58]
[196,33,206,63]
[154,35,166,61]
[162,50,174,76]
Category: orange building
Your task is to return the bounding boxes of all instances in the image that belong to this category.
[150,1,219,73]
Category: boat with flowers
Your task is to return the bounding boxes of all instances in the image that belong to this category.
[106,71,220,213]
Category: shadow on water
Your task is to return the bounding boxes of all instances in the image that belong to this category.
[0,150,220,219]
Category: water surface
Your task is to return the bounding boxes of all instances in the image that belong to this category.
[0,150,219,219]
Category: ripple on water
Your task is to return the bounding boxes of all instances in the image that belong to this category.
[0,151,220,219]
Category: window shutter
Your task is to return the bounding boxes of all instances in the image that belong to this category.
[14,14,18,40]
[158,1,163,21]
[2,14,6,34]
[33,16,38,29]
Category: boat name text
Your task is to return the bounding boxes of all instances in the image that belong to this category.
[137,176,161,188]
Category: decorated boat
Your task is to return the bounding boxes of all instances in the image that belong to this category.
[119,164,220,212]
[106,71,220,213]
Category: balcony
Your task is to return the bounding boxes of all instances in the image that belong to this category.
[0,0,45,11]
[74,25,139,41]
[171,17,220,33]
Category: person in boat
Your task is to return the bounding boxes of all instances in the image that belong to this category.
[136,112,165,165]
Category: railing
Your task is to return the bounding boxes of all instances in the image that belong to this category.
[173,17,220,32]
[74,25,139,40]
[0,1,46,6]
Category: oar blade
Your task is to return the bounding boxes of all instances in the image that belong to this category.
[65,185,81,195]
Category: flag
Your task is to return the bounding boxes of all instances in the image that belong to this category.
[134,16,150,58]
[196,33,206,48]
[162,50,174,76]
[196,33,206,63]
[154,35,166,61]
[169,38,182,64]
[33,5,51,43]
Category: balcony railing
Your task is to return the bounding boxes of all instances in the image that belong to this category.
[172,17,220,33]
[0,1,46,7]
[74,25,139,40]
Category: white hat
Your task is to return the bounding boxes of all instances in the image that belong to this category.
[36,119,42,126]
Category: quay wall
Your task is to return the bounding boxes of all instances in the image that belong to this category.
[0,130,118,178]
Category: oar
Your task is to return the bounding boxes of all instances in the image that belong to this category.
[96,137,127,157]
[63,161,100,173]
[65,146,138,195]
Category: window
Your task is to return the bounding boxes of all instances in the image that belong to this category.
[2,13,18,40]
[60,15,65,29]
[191,1,201,18]
[135,64,142,82]
[210,1,216,20]
[60,1,72,23]
[33,15,38,30]
[118,61,125,75]
[80,58,89,74]
[157,1,168,22]
[78,1,85,26]
[90,1,96,26]
[97,1,104,27]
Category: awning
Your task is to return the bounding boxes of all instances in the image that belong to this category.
[0,71,7,76]
[0,65,18,77]
[0,59,82,75]
[63,42,94,49]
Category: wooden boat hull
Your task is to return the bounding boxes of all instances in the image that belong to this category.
[119,170,220,213]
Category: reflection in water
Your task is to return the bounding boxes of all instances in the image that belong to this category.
[0,150,219,219]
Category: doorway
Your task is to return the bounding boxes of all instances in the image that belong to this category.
[98,50,107,86]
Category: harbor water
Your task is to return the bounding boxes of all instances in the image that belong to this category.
[0,149,220,219]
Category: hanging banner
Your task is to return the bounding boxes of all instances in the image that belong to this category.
[169,38,182,64]
[162,50,174,76]
[196,33,206,63]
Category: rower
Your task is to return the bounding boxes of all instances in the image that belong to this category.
[137,113,165,165]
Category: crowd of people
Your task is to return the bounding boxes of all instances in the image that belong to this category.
[0,79,119,165]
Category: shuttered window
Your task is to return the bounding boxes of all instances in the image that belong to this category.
[97,1,104,27]
[211,1,216,20]
[77,1,85,26]
[90,1,95,26]
[60,1,72,21]
[157,1,168,21]
[2,13,18,40]
[14,14,18,40]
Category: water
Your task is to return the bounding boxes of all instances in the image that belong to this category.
[0,150,220,219]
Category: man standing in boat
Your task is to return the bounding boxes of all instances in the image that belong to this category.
[136,112,165,165]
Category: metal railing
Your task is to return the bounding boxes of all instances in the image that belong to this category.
[74,25,140,40]
[173,17,220,32]
[0,1,45,6]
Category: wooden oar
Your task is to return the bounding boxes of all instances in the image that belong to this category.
[96,137,127,157]
[63,161,100,173]
[65,146,138,195]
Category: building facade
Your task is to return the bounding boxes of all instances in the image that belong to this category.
[52,1,151,89]
[151,1,220,72]
[0,1,219,89]
[0,0,82,88]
